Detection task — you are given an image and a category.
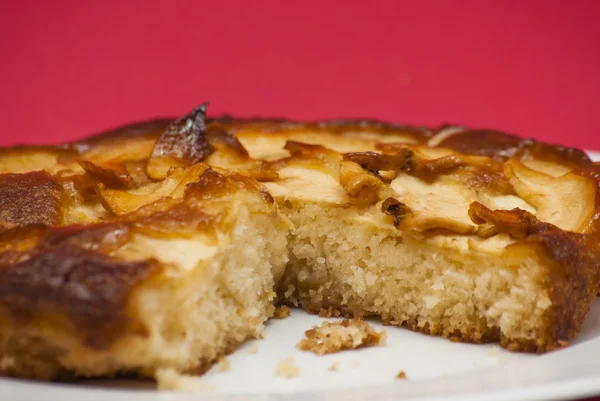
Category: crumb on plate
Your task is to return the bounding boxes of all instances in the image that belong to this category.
[247,344,259,354]
[275,356,299,379]
[396,370,408,380]
[297,319,387,355]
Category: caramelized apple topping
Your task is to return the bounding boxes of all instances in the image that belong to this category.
[94,163,209,215]
[205,125,279,182]
[356,146,505,193]
[469,201,538,238]
[78,160,133,189]
[343,151,409,174]
[123,160,154,187]
[147,104,214,180]
[503,159,596,233]
[206,125,252,159]
[339,161,386,206]
[280,141,342,174]
[124,196,219,239]
[381,197,411,227]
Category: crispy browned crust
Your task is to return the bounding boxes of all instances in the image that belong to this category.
[0,109,598,369]
[0,165,269,356]
[437,128,594,167]
[0,223,160,349]
[0,171,65,229]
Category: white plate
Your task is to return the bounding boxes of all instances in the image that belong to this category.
[2,152,600,401]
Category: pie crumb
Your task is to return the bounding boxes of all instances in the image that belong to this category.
[275,356,299,379]
[274,305,291,319]
[297,319,387,355]
[247,344,259,354]
[156,368,200,391]
[352,360,360,368]
[328,362,339,372]
[396,370,408,380]
[214,357,230,372]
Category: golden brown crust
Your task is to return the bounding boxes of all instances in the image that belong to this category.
[0,171,65,230]
[435,128,594,168]
[525,231,600,351]
[0,242,159,349]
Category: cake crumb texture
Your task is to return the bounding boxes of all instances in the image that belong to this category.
[297,319,387,355]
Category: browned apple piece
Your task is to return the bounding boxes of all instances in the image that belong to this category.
[339,160,387,206]
[468,201,538,238]
[280,141,343,175]
[344,151,409,173]
[94,163,209,215]
[78,160,133,189]
[146,104,213,180]
[204,126,278,182]
[503,159,596,233]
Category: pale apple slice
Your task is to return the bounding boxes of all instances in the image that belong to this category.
[503,158,596,233]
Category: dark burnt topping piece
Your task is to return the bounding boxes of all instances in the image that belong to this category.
[147,104,214,179]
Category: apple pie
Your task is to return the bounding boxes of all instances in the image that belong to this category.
[0,104,598,382]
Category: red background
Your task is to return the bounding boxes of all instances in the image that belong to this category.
[1,1,599,150]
